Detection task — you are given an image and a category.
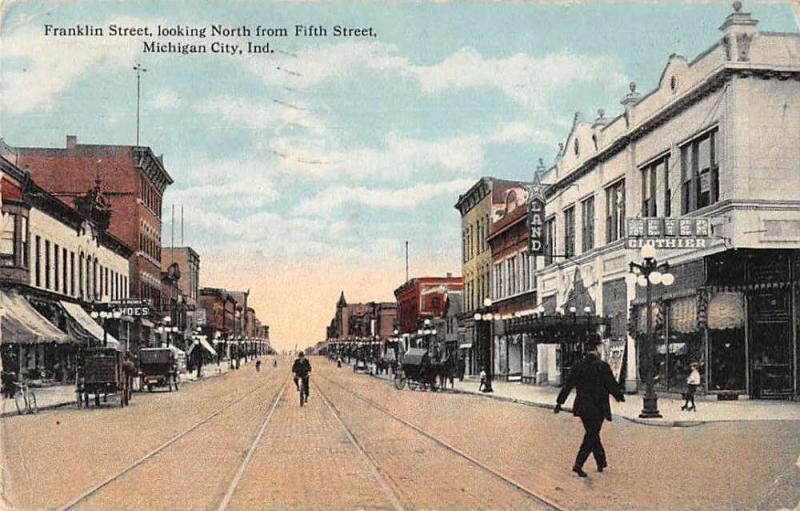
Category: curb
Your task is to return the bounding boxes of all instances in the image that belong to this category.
[0,400,74,418]
[0,368,237,419]
[361,369,705,428]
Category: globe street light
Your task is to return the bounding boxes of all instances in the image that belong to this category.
[628,243,674,419]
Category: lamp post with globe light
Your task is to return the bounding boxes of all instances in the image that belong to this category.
[91,303,122,347]
[473,298,495,392]
[625,243,674,418]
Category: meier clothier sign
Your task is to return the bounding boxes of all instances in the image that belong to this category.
[626,217,711,249]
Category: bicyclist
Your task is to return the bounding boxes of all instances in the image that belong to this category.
[292,352,312,399]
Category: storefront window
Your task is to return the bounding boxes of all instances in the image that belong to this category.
[523,336,537,379]
[638,297,705,392]
[708,292,746,392]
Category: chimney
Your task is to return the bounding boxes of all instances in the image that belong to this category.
[446,272,452,278]
[66,135,77,149]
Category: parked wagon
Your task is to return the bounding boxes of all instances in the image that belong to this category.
[76,347,128,408]
[393,348,443,391]
[139,347,181,392]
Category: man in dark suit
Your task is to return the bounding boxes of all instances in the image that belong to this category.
[555,338,625,478]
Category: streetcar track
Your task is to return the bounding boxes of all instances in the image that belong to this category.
[317,372,567,511]
[57,374,287,511]
[216,379,288,511]
[313,380,406,511]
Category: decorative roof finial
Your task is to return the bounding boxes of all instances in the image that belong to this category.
[597,108,605,118]
[629,82,637,93]
[733,1,742,13]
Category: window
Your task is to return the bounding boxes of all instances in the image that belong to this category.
[62,248,68,294]
[494,264,502,299]
[544,218,556,266]
[54,244,60,292]
[20,216,28,267]
[641,163,657,217]
[509,256,517,295]
[605,180,626,243]
[70,252,75,296]
[1,213,15,265]
[35,236,41,287]
[581,196,595,252]
[564,207,575,259]
[43,240,49,289]
[641,156,669,218]
[682,128,719,213]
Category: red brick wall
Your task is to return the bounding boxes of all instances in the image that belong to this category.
[16,142,167,300]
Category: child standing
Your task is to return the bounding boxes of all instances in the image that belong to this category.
[479,368,487,392]
[682,362,701,411]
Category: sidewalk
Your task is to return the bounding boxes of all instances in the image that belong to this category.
[359,362,800,427]
[0,360,243,418]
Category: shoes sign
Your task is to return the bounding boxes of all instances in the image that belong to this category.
[109,298,153,317]
[626,217,711,249]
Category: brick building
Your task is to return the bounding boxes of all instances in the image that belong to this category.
[487,184,538,381]
[4,136,173,308]
[455,177,528,375]
[394,276,463,350]
[161,246,200,344]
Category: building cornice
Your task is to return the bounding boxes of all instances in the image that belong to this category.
[545,65,800,199]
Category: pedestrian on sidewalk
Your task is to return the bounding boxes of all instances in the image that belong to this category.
[555,337,625,478]
[479,368,491,392]
[256,358,262,372]
[682,362,701,411]
[337,356,342,368]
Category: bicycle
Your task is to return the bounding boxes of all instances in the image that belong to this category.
[14,380,38,415]
[297,376,309,407]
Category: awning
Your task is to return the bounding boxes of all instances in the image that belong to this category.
[459,342,473,349]
[0,290,69,344]
[188,337,217,357]
[59,301,121,350]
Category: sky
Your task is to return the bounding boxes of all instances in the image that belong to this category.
[1,0,798,351]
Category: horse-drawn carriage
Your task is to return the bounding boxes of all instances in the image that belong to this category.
[393,348,444,391]
[76,347,129,408]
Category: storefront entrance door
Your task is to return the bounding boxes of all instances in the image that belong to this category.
[749,290,794,399]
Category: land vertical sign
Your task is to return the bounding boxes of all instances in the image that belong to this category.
[527,170,546,254]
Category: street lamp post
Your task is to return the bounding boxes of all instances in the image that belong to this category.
[473,298,495,393]
[626,243,675,419]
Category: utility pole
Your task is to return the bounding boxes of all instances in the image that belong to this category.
[133,63,147,146]
[405,241,409,282]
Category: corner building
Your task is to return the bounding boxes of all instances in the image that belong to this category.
[534,5,800,398]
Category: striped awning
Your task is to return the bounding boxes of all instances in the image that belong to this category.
[0,290,69,344]
[60,301,121,350]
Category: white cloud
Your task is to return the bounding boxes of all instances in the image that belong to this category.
[244,42,629,114]
[294,178,476,216]
[165,177,276,210]
[0,17,155,113]
[149,89,182,110]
